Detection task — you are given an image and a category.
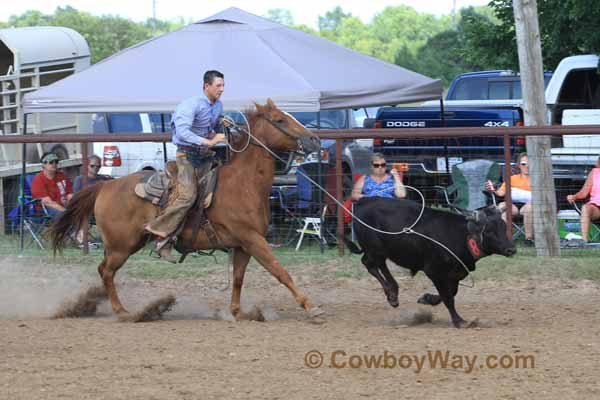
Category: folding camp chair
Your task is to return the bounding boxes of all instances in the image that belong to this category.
[295,205,329,251]
[436,159,501,212]
[8,174,54,249]
[271,162,333,248]
[570,201,600,243]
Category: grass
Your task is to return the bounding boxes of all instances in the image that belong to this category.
[3,233,600,282]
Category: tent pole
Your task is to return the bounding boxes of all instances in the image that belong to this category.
[19,114,28,253]
[161,114,167,165]
[440,99,450,175]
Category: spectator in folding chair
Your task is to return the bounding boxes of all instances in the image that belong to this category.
[7,173,53,249]
[73,154,111,247]
[73,155,111,193]
[31,152,73,218]
[351,153,406,201]
[486,152,533,245]
[566,155,600,243]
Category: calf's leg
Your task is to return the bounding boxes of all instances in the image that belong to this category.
[417,293,442,306]
[426,273,465,328]
[378,261,399,306]
[361,254,398,307]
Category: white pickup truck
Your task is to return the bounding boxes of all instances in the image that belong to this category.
[545,55,600,183]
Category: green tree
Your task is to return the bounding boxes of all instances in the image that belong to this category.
[369,6,449,63]
[7,10,53,26]
[318,6,352,32]
[462,0,600,71]
[264,8,294,25]
[1,6,185,64]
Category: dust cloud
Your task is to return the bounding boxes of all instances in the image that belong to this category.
[0,256,94,319]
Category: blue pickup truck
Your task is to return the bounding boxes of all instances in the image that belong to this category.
[372,70,554,193]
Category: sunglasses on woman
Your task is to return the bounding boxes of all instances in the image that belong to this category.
[89,164,101,169]
[372,163,386,168]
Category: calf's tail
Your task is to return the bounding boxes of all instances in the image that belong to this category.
[343,235,364,254]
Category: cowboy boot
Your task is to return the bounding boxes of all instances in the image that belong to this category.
[156,237,178,264]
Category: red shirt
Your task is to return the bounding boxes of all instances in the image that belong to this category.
[31,171,73,207]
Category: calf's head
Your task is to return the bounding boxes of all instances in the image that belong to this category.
[467,206,516,258]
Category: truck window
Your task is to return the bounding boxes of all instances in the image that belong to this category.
[92,113,109,133]
[107,113,143,133]
[450,77,488,100]
[291,110,347,129]
[488,81,511,99]
[448,73,551,101]
[558,69,600,105]
[149,113,172,133]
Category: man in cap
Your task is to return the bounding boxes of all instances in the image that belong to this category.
[31,152,74,216]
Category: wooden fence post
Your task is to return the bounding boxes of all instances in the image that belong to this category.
[513,0,560,256]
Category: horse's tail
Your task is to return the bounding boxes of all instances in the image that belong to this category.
[48,183,105,255]
[343,234,364,254]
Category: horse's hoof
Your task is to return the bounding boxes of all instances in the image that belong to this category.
[117,312,132,322]
[308,307,324,318]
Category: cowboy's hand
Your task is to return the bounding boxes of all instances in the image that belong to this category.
[220,117,233,128]
[208,133,226,146]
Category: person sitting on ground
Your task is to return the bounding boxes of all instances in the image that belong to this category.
[31,152,73,217]
[73,155,111,193]
[566,155,600,243]
[351,153,406,201]
[486,152,533,244]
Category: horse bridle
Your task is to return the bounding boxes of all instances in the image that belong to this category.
[224,114,307,155]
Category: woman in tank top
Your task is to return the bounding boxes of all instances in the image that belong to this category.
[351,153,406,201]
[567,156,600,242]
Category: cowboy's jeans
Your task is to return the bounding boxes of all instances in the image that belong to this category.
[146,152,211,237]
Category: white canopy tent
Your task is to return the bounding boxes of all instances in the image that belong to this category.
[23,7,442,114]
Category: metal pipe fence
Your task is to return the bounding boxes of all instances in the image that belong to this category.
[2,124,600,256]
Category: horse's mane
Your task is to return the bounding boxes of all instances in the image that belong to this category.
[244,107,264,126]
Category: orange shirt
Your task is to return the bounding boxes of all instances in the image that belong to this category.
[499,174,531,193]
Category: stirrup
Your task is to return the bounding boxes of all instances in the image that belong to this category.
[155,236,172,251]
[152,236,177,263]
[158,245,177,263]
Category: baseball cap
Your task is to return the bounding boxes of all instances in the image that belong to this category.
[41,153,59,163]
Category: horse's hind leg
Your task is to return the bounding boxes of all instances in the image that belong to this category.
[98,251,130,317]
[230,248,251,320]
[243,235,320,316]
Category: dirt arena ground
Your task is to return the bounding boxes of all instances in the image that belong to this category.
[1,255,599,399]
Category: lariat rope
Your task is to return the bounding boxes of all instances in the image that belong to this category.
[221,115,475,287]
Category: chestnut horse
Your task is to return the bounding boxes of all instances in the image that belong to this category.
[49,99,322,320]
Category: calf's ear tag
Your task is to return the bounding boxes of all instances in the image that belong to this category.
[467,237,481,258]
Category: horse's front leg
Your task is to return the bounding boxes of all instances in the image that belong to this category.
[99,251,130,317]
[242,234,322,317]
[230,247,250,320]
